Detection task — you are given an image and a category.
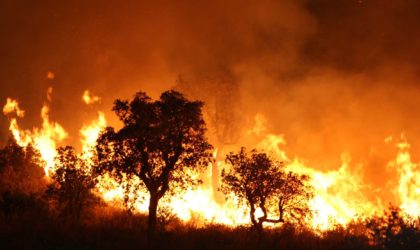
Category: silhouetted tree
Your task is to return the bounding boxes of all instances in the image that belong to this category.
[0,137,46,219]
[366,205,420,250]
[46,146,97,222]
[95,90,213,240]
[221,148,312,236]
[0,137,45,193]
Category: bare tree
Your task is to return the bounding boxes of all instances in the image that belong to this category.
[221,148,312,235]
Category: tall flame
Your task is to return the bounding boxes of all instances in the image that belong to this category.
[80,111,107,162]
[3,88,67,175]
[388,134,420,218]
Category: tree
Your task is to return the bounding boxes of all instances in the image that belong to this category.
[46,146,97,222]
[95,90,213,239]
[0,137,45,194]
[221,148,312,235]
[0,137,46,219]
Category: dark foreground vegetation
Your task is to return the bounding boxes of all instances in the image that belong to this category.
[0,206,419,250]
[1,90,419,249]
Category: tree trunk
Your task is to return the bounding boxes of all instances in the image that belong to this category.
[147,192,159,244]
[249,204,264,241]
[249,204,257,227]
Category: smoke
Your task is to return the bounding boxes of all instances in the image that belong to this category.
[1,0,420,180]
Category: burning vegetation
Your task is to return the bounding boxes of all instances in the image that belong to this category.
[0,87,419,249]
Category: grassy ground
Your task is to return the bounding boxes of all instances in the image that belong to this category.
[0,209,377,250]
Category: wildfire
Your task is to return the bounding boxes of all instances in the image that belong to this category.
[169,188,250,226]
[2,93,419,231]
[388,134,420,218]
[3,88,67,176]
[80,111,107,163]
[288,156,378,230]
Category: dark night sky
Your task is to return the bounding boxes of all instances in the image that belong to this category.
[1,0,420,176]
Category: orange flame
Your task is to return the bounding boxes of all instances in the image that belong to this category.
[3,88,67,176]
[3,98,25,117]
[82,90,101,105]
[80,111,107,163]
[388,134,420,218]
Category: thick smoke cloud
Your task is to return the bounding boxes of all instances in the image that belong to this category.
[1,0,420,189]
